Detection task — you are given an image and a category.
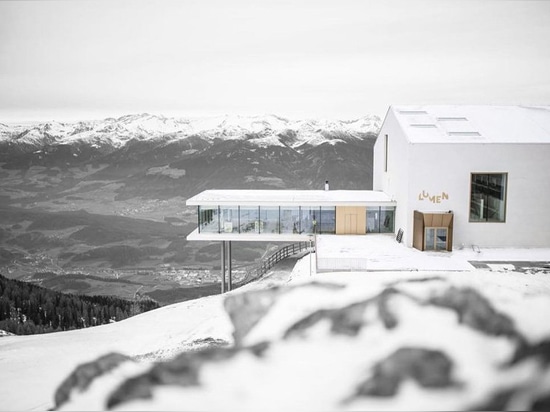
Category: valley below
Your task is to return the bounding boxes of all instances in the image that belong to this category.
[0,113,378,305]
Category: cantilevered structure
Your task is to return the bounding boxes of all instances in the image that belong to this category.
[186,187,396,291]
[186,188,396,241]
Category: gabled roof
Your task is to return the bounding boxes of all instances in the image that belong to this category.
[390,105,550,144]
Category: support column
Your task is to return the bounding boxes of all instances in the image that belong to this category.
[221,241,226,294]
[228,241,232,291]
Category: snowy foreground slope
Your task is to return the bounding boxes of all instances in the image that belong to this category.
[1,253,550,411]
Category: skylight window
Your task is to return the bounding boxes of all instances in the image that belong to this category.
[410,124,437,128]
[437,117,468,121]
[447,131,481,137]
[399,110,428,115]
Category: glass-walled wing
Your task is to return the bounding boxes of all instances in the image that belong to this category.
[199,205,379,236]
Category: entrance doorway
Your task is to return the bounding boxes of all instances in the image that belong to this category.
[424,227,448,251]
[413,210,453,252]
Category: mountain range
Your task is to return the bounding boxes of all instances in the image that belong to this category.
[0,113,380,151]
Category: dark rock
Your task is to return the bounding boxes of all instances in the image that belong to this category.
[284,287,402,339]
[352,347,455,398]
[509,339,550,366]
[533,393,550,411]
[377,288,400,329]
[428,287,521,340]
[224,282,344,346]
[107,347,233,409]
[106,343,268,409]
[284,301,370,339]
[54,352,132,409]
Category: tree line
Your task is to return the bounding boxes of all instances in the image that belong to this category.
[0,273,159,335]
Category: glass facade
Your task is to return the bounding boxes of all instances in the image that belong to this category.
[199,206,219,233]
[280,207,301,234]
[470,173,507,222]
[367,206,395,233]
[220,207,239,233]
[199,205,394,236]
[198,206,335,235]
[239,207,259,233]
[319,207,336,234]
[260,207,280,234]
[300,206,318,234]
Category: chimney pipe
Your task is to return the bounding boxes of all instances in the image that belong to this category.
[325,180,329,191]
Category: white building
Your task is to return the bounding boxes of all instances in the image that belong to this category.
[374,105,550,250]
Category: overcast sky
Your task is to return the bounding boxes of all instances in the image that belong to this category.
[1,0,549,122]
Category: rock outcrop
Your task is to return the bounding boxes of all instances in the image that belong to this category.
[54,275,550,411]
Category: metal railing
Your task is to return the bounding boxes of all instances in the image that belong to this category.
[238,241,314,286]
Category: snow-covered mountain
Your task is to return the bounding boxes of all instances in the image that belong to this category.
[0,113,381,150]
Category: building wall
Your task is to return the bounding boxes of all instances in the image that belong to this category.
[407,143,550,248]
[373,109,412,244]
[375,108,550,248]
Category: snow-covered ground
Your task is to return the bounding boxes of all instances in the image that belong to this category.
[0,246,549,411]
[0,294,234,411]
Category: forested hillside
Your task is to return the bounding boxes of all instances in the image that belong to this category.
[0,274,159,335]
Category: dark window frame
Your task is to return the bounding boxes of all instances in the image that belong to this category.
[469,172,508,223]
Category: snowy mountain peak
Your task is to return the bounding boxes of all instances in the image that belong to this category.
[0,113,381,150]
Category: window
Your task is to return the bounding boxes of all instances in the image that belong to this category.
[280,207,300,234]
[299,207,318,234]
[239,207,259,233]
[384,134,388,172]
[220,207,239,233]
[319,207,336,234]
[425,227,448,251]
[199,206,219,233]
[470,173,507,222]
[366,206,395,233]
[259,207,279,234]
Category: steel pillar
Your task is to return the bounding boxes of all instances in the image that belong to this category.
[221,241,226,294]
[228,241,232,291]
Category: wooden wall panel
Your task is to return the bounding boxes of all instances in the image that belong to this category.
[336,206,366,235]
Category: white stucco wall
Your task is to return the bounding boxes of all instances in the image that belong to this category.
[375,108,550,248]
[373,109,412,244]
[408,143,550,248]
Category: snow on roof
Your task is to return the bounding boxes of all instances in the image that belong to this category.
[391,105,550,144]
[186,189,395,206]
